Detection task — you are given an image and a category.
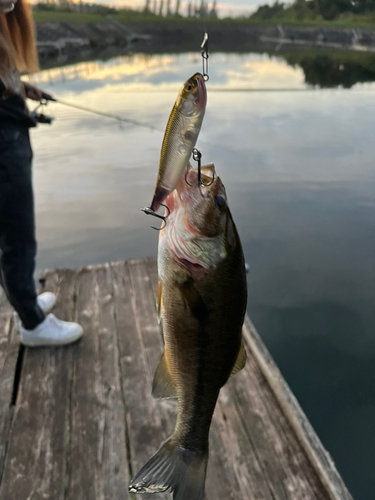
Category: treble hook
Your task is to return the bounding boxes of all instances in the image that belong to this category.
[141,204,170,231]
[201,33,209,82]
[185,148,215,187]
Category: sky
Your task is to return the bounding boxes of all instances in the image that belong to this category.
[86,0,261,17]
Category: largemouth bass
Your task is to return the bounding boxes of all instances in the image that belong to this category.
[130,164,247,500]
[149,73,207,212]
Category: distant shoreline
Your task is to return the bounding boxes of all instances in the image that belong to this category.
[35,18,375,68]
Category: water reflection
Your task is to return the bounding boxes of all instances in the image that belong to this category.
[28,52,306,91]
[281,51,375,88]
[30,50,375,90]
[27,52,375,500]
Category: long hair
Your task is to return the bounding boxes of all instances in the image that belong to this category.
[0,0,39,74]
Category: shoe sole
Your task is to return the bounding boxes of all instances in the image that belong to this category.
[21,330,83,347]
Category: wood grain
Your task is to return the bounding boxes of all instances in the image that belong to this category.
[67,264,129,500]
[0,268,76,500]
[111,261,173,500]
[0,286,18,483]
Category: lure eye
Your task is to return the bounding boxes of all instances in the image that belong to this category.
[214,195,227,210]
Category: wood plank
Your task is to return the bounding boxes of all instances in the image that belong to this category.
[209,390,275,500]
[67,264,129,500]
[229,349,326,499]
[242,317,353,500]
[111,261,173,500]
[0,288,18,484]
[0,258,353,500]
[0,268,76,500]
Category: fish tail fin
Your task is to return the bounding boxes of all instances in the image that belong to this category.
[129,438,208,500]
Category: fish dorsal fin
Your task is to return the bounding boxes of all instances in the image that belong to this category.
[157,279,163,325]
[152,352,177,399]
[231,342,247,376]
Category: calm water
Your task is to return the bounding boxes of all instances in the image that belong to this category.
[27,52,375,499]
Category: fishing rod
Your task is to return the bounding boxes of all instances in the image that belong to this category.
[38,93,161,132]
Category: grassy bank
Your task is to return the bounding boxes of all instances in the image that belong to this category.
[32,10,375,28]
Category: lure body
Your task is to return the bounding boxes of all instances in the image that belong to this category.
[150,72,207,212]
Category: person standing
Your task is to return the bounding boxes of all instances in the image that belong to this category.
[0,0,83,346]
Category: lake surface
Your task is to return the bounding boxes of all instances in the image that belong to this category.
[26,51,375,500]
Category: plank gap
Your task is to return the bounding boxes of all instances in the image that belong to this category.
[10,345,24,407]
[0,318,19,491]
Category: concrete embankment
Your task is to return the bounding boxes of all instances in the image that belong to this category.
[35,20,375,64]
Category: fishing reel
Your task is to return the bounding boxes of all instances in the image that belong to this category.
[31,99,55,125]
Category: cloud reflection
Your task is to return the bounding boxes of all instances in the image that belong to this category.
[28,52,306,95]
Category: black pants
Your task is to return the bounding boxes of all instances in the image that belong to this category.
[0,126,45,330]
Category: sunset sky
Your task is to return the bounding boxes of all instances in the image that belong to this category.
[85,0,260,17]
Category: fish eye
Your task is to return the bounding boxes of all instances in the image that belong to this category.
[186,84,192,91]
[214,195,227,210]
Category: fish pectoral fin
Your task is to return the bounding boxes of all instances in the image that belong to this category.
[157,279,163,325]
[231,342,247,376]
[152,352,177,399]
[179,279,208,321]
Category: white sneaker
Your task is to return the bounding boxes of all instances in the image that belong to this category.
[37,292,57,314]
[20,313,83,347]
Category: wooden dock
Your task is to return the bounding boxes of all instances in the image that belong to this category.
[0,259,352,500]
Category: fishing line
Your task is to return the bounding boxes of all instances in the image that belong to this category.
[40,94,161,132]
[36,93,237,155]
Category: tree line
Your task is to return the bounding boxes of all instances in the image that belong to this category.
[33,0,218,19]
[143,0,218,18]
[251,0,375,21]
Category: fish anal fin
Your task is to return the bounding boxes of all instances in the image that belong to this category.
[152,352,177,399]
[231,342,247,376]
